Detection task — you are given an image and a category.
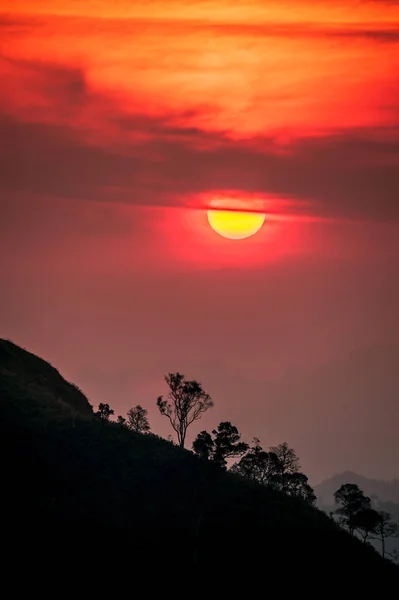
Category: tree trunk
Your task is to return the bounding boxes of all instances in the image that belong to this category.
[179,427,186,448]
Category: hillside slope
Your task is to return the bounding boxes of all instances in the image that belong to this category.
[0,340,397,584]
[0,338,92,415]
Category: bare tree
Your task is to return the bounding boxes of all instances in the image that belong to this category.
[157,372,213,448]
[127,405,150,434]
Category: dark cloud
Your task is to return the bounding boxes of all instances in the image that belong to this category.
[0,14,43,31]
[0,54,398,221]
[1,106,399,221]
[0,114,146,200]
[192,21,399,42]
[0,54,88,112]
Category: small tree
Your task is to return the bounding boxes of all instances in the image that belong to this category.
[193,422,248,469]
[96,403,114,421]
[353,507,380,543]
[285,472,317,504]
[127,405,150,434]
[193,421,248,468]
[212,422,249,468]
[192,431,214,461]
[157,372,213,448]
[372,511,399,558]
[334,484,371,536]
[117,415,127,427]
[269,442,301,492]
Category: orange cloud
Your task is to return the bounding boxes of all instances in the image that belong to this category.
[0,0,398,231]
[1,1,398,140]
[4,0,399,23]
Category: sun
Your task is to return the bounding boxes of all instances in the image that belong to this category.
[207,198,266,240]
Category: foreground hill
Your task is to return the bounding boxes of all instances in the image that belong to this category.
[0,338,92,416]
[0,340,397,585]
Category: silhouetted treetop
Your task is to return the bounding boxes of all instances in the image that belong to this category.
[334,483,373,537]
[231,438,280,485]
[270,441,300,490]
[127,405,150,434]
[333,482,399,560]
[193,421,248,468]
[372,511,399,559]
[192,430,214,461]
[353,507,380,543]
[96,403,114,421]
[157,372,213,448]
[232,439,316,504]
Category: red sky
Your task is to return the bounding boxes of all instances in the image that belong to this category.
[1,0,399,483]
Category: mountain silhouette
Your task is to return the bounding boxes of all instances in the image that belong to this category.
[315,472,399,507]
[0,339,397,586]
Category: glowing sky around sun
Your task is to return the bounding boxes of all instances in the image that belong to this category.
[1,0,399,261]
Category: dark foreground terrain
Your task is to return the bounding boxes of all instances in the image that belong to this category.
[0,338,397,588]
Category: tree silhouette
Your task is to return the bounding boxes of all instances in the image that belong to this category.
[334,484,371,536]
[232,439,315,503]
[333,484,399,557]
[285,472,317,504]
[230,438,280,485]
[269,442,300,492]
[157,372,213,448]
[353,507,380,543]
[127,405,150,433]
[96,403,114,421]
[193,421,248,468]
[372,511,399,558]
[192,430,214,461]
[117,415,127,426]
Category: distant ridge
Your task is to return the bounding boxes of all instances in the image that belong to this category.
[315,471,399,507]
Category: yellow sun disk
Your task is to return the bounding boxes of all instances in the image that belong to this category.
[207,209,266,240]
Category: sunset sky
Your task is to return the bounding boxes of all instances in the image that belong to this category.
[1,0,398,483]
